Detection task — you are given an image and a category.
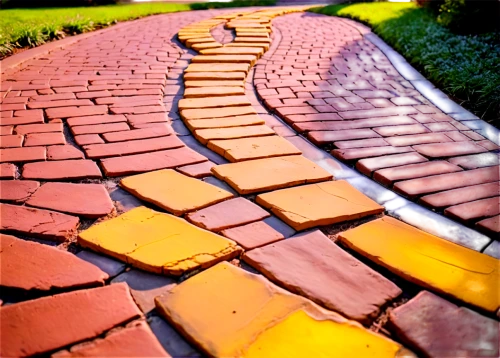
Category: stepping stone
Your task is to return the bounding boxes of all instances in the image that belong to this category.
[0,146,46,163]
[373,161,462,187]
[220,220,284,250]
[413,142,487,158]
[185,114,264,130]
[78,206,241,275]
[208,136,301,162]
[195,125,274,145]
[22,160,102,180]
[200,46,263,56]
[53,321,169,358]
[191,55,257,65]
[0,163,16,179]
[212,155,332,194]
[184,86,245,98]
[178,96,251,110]
[0,203,79,241]
[184,80,244,88]
[0,233,107,291]
[177,161,214,178]
[309,129,380,146]
[26,182,113,218]
[181,106,256,120]
[476,215,499,237]
[444,197,500,223]
[185,63,250,73]
[338,216,499,313]
[419,182,499,209]
[356,152,428,176]
[120,169,233,216]
[83,136,183,159]
[47,145,84,160]
[389,291,499,358]
[183,72,246,81]
[0,180,39,202]
[243,230,401,323]
[448,153,500,169]
[256,180,384,230]
[0,283,141,357]
[154,262,404,358]
[384,132,453,147]
[186,197,270,231]
[100,147,207,177]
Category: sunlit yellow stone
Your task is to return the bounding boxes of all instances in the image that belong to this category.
[120,169,233,216]
[339,216,500,313]
[155,262,408,358]
[78,207,241,275]
[194,125,275,145]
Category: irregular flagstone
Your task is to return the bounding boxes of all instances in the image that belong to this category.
[78,206,241,275]
[53,321,170,358]
[208,136,301,162]
[256,180,384,230]
[220,220,284,250]
[176,161,214,178]
[26,182,113,218]
[185,114,265,130]
[0,233,108,291]
[181,106,257,120]
[154,262,409,358]
[243,230,402,323]
[22,160,102,180]
[0,203,79,241]
[338,216,500,313]
[186,197,270,231]
[194,125,275,145]
[120,169,233,216]
[389,291,499,357]
[0,180,39,202]
[178,96,251,110]
[0,283,141,358]
[212,155,333,194]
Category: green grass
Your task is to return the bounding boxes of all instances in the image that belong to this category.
[0,3,191,57]
[310,3,500,124]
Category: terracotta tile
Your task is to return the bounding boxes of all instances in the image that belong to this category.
[0,146,46,163]
[181,106,256,120]
[0,180,39,202]
[101,126,172,142]
[476,215,499,237]
[184,86,245,98]
[194,125,274,145]
[413,142,487,158]
[24,132,66,146]
[334,138,389,149]
[74,134,104,146]
[448,153,500,169]
[126,113,169,126]
[185,63,250,73]
[185,114,264,130]
[83,136,183,159]
[332,146,414,161]
[444,197,500,223]
[177,161,214,178]
[419,182,499,209]
[67,114,127,127]
[47,145,85,160]
[220,220,284,250]
[308,129,380,146]
[183,71,246,81]
[356,152,428,176]
[0,163,16,179]
[46,105,108,119]
[384,133,453,147]
[71,123,130,135]
[0,126,13,135]
[0,134,23,148]
[22,160,102,180]
[27,99,93,109]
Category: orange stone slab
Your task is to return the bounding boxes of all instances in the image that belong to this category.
[184,80,244,88]
[194,125,274,144]
[191,55,257,65]
[200,46,263,56]
[181,106,256,120]
[179,95,251,110]
[185,114,264,130]
[83,136,183,159]
[185,63,250,73]
[0,283,141,357]
[22,160,102,180]
[184,86,245,98]
[220,221,284,250]
[0,180,39,202]
[183,72,246,81]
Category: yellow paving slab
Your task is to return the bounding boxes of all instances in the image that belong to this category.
[120,169,233,216]
[211,155,333,194]
[234,37,272,43]
[235,28,271,34]
[200,47,264,56]
[225,43,270,51]
[236,32,269,38]
[185,38,216,47]
[185,63,250,73]
[191,43,222,51]
[184,71,246,81]
[181,106,256,120]
[178,96,251,110]
[208,135,302,162]
[256,180,384,231]
[154,262,408,358]
[185,115,265,131]
[338,216,500,313]
[178,34,209,41]
[191,55,257,65]
[194,125,275,144]
[184,80,244,88]
[178,29,209,34]
[184,86,245,98]
[78,206,241,276]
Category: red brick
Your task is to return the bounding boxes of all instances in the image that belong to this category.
[462,131,485,141]
[419,182,499,209]
[308,129,380,146]
[0,134,23,148]
[71,123,130,135]
[74,134,104,146]
[276,106,317,116]
[176,161,213,178]
[373,124,430,137]
[46,105,108,119]
[394,166,499,199]
[356,152,428,176]
[76,90,111,99]
[96,95,160,105]
[1,114,44,125]
[334,138,389,149]
[332,146,414,161]
[0,163,16,179]
[27,99,93,109]
[67,114,127,127]
[221,220,284,250]
[83,136,183,159]
[30,93,76,102]
[444,131,470,142]
[109,105,165,115]
[47,145,85,160]
[477,140,500,151]
[294,115,417,132]
[0,203,79,241]
[374,161,463,187]
[1,103,26,111]
[126,113,169,126]
[445,197,500,223]
[282,113,342,123]
[102,126,172,142]
[425,122,456,132]
[22,160,102,180]
[15,123,62,135]
[413,142,487,158]
[448,153,500,169]
[24,132,66,147]
[0,126,13,135]
[0,283,141,357]
[0,146,46,163]
[0,180,39,202]
[51,80,88,87]
[476,215,499,236]
[384,133,452,147]
[338,106,418,120]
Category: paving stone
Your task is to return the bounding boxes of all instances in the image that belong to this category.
[126,113,169,126]
[0,134,23,148]
[200,46,263,56]
[476,215,499,237]
[0,203,79,241]
[0,180,39,202]
[212,155,332,194]
[24,132,66,146]
[53,321,169,358]
[46,105,108,119]
[181,106,256,121]
[338,216,499,313]
[186,197,269,231]
[66,114,127,126]
[332,146,414,161]
[374,161,463,187]
[413,141,487,158]
[384,133,453,147]
[0,146,46,163]
[356,152,428,176]
[177,161,214,178]
[444,197,500,223]
[389,291,499,358]
[295,116,417,133]
[179,96,251,110]
[419,182,499,209]
[78,206,241,275]
[74,134,104,146]
[154,262,405,358]
[184,80,244,88]
[179,134,227,165]
[184,86,245,98]
[0,283,141,357]
[0,163,16,179]
[308,129,380,146]
[185,114,265,130]
[76,250,126,278]
[148,315,201,357]
[194,125,274,145]
[393,165,499,199]
[71,122,130,135]
[0,233,107,291]
[0,126,13,135]
[243,230,401,323]
[338,106,418,120]
[185,63,250,73]
[373,124,430,137]
[477,139,500,151]
[47,145,84,160]
[101,147,207,177]
[208,136,301,162]
[120,169,233,216]
[448,153,500,169]
[256,180,384,231]
[83,136,183,159]
[111,270,175,314]
[101,126,172,143]
[183,71,246,81]
[22,160,102,180]
[26,182,113,218]
[220,220,284,250]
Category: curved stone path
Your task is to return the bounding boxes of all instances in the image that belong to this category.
[0,7,499,358]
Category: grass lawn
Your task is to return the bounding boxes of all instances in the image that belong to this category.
[0,3,192,57]
[310,3,500,125]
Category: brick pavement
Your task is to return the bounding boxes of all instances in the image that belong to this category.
[0,7,499,358]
